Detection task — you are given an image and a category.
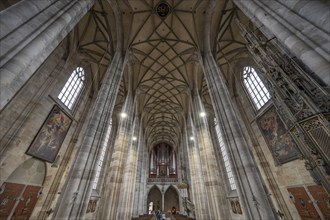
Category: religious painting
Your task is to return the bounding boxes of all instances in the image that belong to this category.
[159,166,167,177]
[235,201,242,214]
[257,106,299,164]
[26,105,72,163]
[86,200,97,213]
[230,201,237,214]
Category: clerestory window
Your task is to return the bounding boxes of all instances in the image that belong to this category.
[58,67,85,109]
[92,120,112,189]
[214,118,236,190]
[243,66,271,110]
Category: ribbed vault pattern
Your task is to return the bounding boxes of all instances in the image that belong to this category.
[73,0,248,149]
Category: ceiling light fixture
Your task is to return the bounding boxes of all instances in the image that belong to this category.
[132,136,137,141]
[120,112,127,118]
[199,112,206,117]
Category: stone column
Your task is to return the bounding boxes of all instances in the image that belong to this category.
[234,0,330,85]
[277,0,330,31]
[95,117,118,218]
[54,0,124,219]
[54,51,124,219]
[208,119,231,219]
[132,119,145,218]
[161,191,165,212]
[191,72,223,220]
[116,61,140,219]
[202,1,276,219]
[117,113,140,219]
[102,91,134,219]
[185,111,210,220]
[180,124,191,217]
[138,133,148,216]
[0,0,96,109]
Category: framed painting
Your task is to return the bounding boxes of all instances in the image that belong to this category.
[230,201,237,214]
[26,105,72,163]
[159,166,167,177]
[257,106,299,164]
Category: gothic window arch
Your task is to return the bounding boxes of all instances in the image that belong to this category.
[58,66,85,109]
[242,66,271,110]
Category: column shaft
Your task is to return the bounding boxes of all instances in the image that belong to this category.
[54,0,124,218]
[191,91,223,220]
[95,119,118,219]
[203,2,276,218]
[203,52,275,219]
[276,0,330,33]
[103,90,134,220]
[54,51,124,219]
[185,113,210,220]
[132,122,145,218]
[117,115,140,219]
[208,123,232,219]
[138,138,148,215]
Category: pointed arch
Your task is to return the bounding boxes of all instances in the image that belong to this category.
[147,185,162,214]
[6,158,46,186]
[164,185,179,213]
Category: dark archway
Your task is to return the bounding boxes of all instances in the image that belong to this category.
[164,185,179,213]
[147,185,162,214]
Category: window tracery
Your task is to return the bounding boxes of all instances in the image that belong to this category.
[243,66,271,110]
[58,67,85,109]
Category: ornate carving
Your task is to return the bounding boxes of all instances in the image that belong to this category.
[237,19,330,192]
[155,1,172,18]
[301,118,323,132]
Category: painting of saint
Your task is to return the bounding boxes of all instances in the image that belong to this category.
[257,106,299,164]
[235,201,242,214]
[26,105,72,163]
[230,201,237,214]
[159,166,166,177]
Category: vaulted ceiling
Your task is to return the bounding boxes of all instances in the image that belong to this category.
[73,0,248,149]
